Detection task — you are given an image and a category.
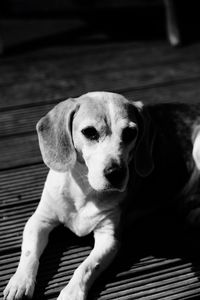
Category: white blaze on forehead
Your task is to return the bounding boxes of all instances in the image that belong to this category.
[107,97,136,134]
[108,99,117,127]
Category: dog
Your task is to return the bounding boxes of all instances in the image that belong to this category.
[3,91,200,300]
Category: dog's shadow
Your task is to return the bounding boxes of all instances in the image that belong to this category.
[33,211,200,300]
[89,211,200,299]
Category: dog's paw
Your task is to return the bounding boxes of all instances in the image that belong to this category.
[3,272,35,300]
[57,285,86,300]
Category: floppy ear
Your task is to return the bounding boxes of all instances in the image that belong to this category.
[36,98,78,172]
[133,101,155,177]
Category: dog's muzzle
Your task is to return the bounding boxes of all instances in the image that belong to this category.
[104,161,127,190]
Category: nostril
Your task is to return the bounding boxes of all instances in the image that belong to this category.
[104,164,126,186]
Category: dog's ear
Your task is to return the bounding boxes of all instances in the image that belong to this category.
[133,101,155,177]
[36,98,78,172]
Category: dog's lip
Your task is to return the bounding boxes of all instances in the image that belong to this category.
[94,186,126,199]
[92,180,127,193]
[103,181,127,193]
[104,188,124,193]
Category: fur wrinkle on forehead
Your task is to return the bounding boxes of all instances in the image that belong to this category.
[107,99,137,126]
[75,93,137,130]
[74,98,110,128]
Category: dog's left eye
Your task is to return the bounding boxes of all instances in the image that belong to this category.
[81,126,99,141]
[122,127,138,144]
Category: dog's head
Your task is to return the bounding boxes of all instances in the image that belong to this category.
[37,92,154,192]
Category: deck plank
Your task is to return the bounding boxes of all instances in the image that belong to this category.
[1,61,200,137]
[1,163,200,300]
[0,42,200,108]
[1,78,200,170]
[1,39,200,300]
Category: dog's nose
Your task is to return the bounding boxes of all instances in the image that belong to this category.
[104,162,126,186]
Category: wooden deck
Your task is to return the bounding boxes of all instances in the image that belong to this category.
[1,37,200,299]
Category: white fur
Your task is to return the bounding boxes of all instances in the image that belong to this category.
[4,92,138,300]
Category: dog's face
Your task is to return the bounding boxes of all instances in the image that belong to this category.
[72,93,138,192]
[37,92,154,193]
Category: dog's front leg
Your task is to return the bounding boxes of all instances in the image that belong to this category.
[3,212,56,300]
[57,220,119,300]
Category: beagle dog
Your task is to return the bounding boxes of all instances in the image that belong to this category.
[4,92,200,300]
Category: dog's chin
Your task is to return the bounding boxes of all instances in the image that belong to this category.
[90,180,127,193]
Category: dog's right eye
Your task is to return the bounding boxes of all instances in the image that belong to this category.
[122,126,138,144]
[81,127,99,141]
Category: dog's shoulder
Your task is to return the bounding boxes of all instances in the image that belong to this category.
[146,102,200,170]
[126,102,200,210]
[147,102,200,133]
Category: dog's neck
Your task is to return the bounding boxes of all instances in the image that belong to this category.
[71,160,92,196]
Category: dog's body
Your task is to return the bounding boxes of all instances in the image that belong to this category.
[4,92,200,300]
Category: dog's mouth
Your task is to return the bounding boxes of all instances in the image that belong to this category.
[87,170,128,193]
[105,174,128,192]
[106,184,127,193]
[94,168,128,193]
[93,181,127,194]
[85,158,129,193]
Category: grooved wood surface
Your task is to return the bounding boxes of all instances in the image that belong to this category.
[1,39,200,300]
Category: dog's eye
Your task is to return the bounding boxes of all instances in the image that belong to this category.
[81,126,99,141]
[122,127,138,144]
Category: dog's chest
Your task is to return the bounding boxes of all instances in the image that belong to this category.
[68,201,107,236]
[46,170,119,236]
[55,176,108,236]
[57,197,105,236]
